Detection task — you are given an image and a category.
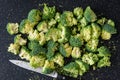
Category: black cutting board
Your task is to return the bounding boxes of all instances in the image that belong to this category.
[0,0,120,80]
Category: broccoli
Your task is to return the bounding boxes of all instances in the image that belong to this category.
[73,7,83,20]
[97,57,111,68]
[39,32,46,45]
[75,60,89,76]
[42,60,55,74]
[30,54,46,68]
[19,46,31,61]
[71,47,81,58]
[55,12,61,22]
[85,39,99,52]
[8,43,20,55]
[97,46,111,57]
[6,23,19,35]
[97,17,107,26]
[28,30,40,41]
[107,19,115,27]
[42,4,56,20]
[28,9,41,22]
[60,11,77,27]
[79,17,88,28]
[48,18,56,28]
[37,21,48,33]
[82,53,98,65]
[59,43,72,57]
[63,62,79,78]
[52,53,64,66]
[14,34,27,46]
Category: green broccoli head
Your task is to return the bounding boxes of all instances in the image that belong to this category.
[6,23,19,35]
[42,4,56,20]
[59,43,72,57]
[28,9,41,22]
[14,34,27,46]
[73,7,83,20]
[42,60,55,74]
[63,62,79,78]
[37,21,48,33]
[82,53,99,65]
[39,32,46,45]
[71,47,81,59]
[97,17,107,26]
[28,30,40,41]
[30,54,46,68]
[19,46,31,61]
[8,43,20,55]
[84,6,97,22]
[55,12,61,22]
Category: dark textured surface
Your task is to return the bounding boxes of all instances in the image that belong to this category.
[0,0,120,80]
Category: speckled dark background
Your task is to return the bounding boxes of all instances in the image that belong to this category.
[0,0,120,80]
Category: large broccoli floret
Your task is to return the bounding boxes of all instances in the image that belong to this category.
[37,21,48,33]
[59,43,72,57]
[71,47,81,59]
[42,4,56,20]
[63,62,79,78]
[8,43,20,55]
[28,30,40,41]
[82,53,98,65]
[19,46,31,61]
[75,60,89,76]
[6,23,19,35]
[73,7,83,20]
[84,6,97,22]
[55,12,61,22]
[14,34,27,46]
[39,32,46,45]
[28,9,41,22]
[30,54,46,68]
[42,60,55,74]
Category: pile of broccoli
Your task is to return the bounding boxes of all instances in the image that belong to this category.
[6,4,117,78]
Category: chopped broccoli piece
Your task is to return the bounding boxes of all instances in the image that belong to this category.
[48,18,56,28]
[19,46,31,61]
[63,62,79,78]
[14,34,27,46]
[39,32,46,45]
[55,12,61,22]
[8,43,20,55]
[28,9,41,22]
[6,23,19,35]
[71,47,81,58]
[59,43,72,57]
[37,21,48,33]
[97,17,107,26]
[42,60,55,74]
[42,4,56,20]
[82,53,98,65]
[28,30,40,41]
[79,17,88,28]
[30,54,46,68]
[107,19,115,27]
[84,6,97,22]
[73,7,83,20]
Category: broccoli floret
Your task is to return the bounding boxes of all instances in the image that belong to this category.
[37,21,48,33]
[28,30,40,41]
[79,17,88,28]
[39,32,46,45]
[82,53,98,65]
[6,23,19,35]
[73,7,83,20]
[30,54,46,68]
[59,43,72,57]
[28,9,41,22]
[85,39,99,52]
[75,60,89,76]
[19,46,31,61]
[8,43,20,55]
[97,57,111,68]
[14,34,27,46]
[42,4,56,20]
[107,19,115,27]
[42,60,55,74]
[55,12,61,22]
[52,53,64,66]
[84,6,97,22]
[48,18,56,28]
[71,47,81,58]
[63,62,79,78]
[60,11,77,27]
[47,40,58,59]
[97,17,107,26]
[97,46,111,57]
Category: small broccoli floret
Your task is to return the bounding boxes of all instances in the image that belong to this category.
[79,17,88,28]
[63,62,79,78]
[85,39,99,52]
[60,11,77,27]
[14,34,27,46]
[75,60,89,76]
[97,46,111,57]
[52,53,64,66]
[28,9,41,22]
[73,7,83,20]
[30,54,46,68]
[42,4,56,20]
[71,47,81,58]
[28,30,40,41]
[39,32,46,45]
[59,43,72,57]
[8,43,20,55]
[42,60,55,74]
[19,46,31,61]
[48,18,56,28]
[97,17,107,26]
[107,19,115,27]
[97,57,111,68]
[37,21,48,33]
[6,23,19,35]
[82,53,98,65]
[55,12,61,22]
